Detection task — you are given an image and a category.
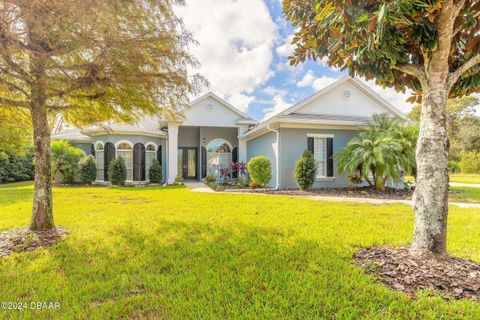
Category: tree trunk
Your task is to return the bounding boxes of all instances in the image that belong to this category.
[29,104,54,231]
[412,81,449,256]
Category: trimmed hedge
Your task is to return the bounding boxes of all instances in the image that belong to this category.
[294,150,317,190]
[149,160,162,183]
[108,157,127,186]
[80,155,97,184]
[0,149,35,183]
[247,156,272,188]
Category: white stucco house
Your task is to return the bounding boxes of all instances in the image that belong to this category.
[53,76,407,188]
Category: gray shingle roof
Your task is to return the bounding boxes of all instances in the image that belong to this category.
[279,113,372,123]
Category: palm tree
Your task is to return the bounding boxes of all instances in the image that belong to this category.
[335,114,416,191]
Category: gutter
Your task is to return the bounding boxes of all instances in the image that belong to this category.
[266,124,281,190]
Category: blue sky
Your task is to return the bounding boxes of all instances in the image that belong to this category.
[176,0,413,120]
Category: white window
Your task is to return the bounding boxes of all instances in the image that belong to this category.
[206,139,232,177]
[95,142,104,181]
[116,142,133,181]
[145,143,157,180]
[314,138,327,178]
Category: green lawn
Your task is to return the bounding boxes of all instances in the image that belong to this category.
[450,186,480,204]
[1,182,480,319]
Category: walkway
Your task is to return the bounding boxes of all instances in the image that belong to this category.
[185,181,480,208]
[450,182,480,188]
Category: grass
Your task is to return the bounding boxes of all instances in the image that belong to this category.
[450,186,480,203]
[406,174,480,184]
[0,182,479,319]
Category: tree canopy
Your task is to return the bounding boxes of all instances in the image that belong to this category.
[284,0,480,102]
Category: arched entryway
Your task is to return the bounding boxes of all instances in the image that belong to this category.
[104,142,115,181]
[133,143,146,181]
[206,139,232,177]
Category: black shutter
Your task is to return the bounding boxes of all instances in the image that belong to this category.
[157,145,162,165]
[327,138,334,177]
[91,144,95,157]
[133,143,146,181]
[307,137,314,153]
[201,147,207,178]
[104,142,115,181]
[232,147,238,163]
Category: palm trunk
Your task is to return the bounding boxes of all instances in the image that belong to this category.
[412,82,449,256]
[29,100,54,231]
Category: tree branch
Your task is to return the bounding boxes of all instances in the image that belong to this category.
[0,97,29,108]
[392,64,426,82]
[448,53,480,88]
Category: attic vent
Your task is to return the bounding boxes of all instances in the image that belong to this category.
[205,104,214,112]
[341,89,352,101]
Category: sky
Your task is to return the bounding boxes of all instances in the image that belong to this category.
[175,0,416,121]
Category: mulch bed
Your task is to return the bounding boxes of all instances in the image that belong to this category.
[354,246,480,301]
[218,186,414,200]
[0,227,68,258]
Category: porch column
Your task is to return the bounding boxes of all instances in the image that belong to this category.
[167,122,179,184]
[238,125,248,163]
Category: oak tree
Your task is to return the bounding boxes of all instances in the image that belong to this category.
[284,0,480,256]
[0,0,202,230]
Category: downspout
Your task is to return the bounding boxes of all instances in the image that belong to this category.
[266,124,280,190]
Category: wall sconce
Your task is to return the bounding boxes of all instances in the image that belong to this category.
[202,138,206,144]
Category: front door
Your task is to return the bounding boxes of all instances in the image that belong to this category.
[177,147,197,179]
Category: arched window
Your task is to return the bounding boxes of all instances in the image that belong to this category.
[145,143,157,180]
[116,141,133,181]
[94,142,105,181]
[206,139,232,177]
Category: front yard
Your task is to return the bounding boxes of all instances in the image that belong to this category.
[0,182,479,319]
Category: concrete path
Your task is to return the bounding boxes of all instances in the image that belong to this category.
[450,182,480,188]
[184,181,215,193]
[185,181,480,208]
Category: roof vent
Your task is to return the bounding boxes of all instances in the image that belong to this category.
[205,104,214,112]
[341,89,352,101]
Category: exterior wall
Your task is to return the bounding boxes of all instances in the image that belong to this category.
[92,134,166,181]
[72,142,92,155]
[279,128,359,189]
[246,131,277,188]
[182,96,243,127]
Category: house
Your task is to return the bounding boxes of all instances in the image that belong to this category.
[52,77,408,188]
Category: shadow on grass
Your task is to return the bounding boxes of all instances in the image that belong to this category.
[1,219,465,320]
[0,182,33,206]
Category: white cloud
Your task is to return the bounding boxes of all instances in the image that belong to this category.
[312,76,339,91]
[297,70,315,87]
[176,0,277,96]
[262,86,287,97]
[276,33,295,57]
[262,94,292,120]
[227,93,255,113]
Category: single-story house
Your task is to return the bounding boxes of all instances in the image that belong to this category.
[53,76,408,188]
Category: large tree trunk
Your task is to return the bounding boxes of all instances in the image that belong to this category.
[412,80,449,256]
[29,104,54,231]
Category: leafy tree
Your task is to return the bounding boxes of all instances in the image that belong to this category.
[0,108,32,156]
[294,150,317,190]
[51,140,83,184]
[149,160,162,184]
[0,149,35,183]
[459,151,480,173]
[247,156,272,188]
[0,1,202,230]
[284,0,480,256]
[108,157,127,186]
[409,96,480,160]
[79,155,97,184]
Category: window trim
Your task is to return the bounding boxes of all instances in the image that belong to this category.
[307,133,335,180]
[95,141,105,151]
[145,142,158,152]
[307,133,335,139]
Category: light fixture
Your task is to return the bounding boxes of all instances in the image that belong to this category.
[202,138,206,143]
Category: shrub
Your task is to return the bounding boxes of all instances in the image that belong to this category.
[149,160,162,183]
[459,151,480,174]
[247,156,272,188]
[0,149,35,183]
[173,175,184,185]
[294,150,317,190]
[51,140,83,184]
[205,174,216,183]
[348,174,363,189]
[108,157,127,186]
[448,160,460,173]
[79,155,96,184]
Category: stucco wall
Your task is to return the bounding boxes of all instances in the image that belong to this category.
[279,128,359,189]
[72,143,92,155]
[246,131,277,188]
[92,134,166,179]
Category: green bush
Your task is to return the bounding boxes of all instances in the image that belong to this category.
[0,149,35,183]
[448,160,460,173]
[51,140,84,184]
[348,174,363,189]
[247,156,272,188]
[294,150,317,190]
[205,174,216,183]
[459,151,480,174]
[149,160,162,183]
[173,175,184,185]
[108,157,127,186]
[79,155,96,184]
